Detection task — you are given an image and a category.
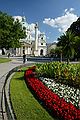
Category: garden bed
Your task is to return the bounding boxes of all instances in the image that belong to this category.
[24,66,80,120]
[35,62,80,89]
[10,68,54,120]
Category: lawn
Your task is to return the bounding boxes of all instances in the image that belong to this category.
[10,68,54,120]
[0,58,11,63]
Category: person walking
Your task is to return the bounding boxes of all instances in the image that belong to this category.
[23,54,26,63]
[8,53,10,58]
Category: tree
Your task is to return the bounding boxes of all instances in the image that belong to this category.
[49,46,63,62]
[50,48,55,57]
[57,31,76,64]
[0,11,26,51]
[74,36,80,60]
[67,17,80,59]
[55,46,63,62]
[68,17,80,36]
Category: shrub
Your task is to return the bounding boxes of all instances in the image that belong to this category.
[36,62,80,89]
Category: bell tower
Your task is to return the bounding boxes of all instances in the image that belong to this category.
[34,22,39,56]
[35,23,38,50]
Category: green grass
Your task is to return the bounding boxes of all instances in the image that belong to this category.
[10,69,54,120]
[0,58,11,63]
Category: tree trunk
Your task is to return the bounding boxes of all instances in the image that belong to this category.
[60,52,62,62]
[67,58,70,64]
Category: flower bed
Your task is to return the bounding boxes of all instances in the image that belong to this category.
[24,67,80,120]
[36,62,80,89]
[39,77,80,109]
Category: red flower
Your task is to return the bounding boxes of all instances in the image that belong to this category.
[24,68,80,120]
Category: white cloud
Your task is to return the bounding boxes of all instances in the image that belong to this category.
[29,23,41,35]
[13,16,22,22]
[43,8,78,33]
[13,16,42,36]
[29,23,35,31]
[47,37,49,39]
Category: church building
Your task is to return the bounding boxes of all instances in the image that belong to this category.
[14,16,47,56]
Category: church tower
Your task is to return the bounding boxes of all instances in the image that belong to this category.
[34,23,39,56]
[35,23,38,51]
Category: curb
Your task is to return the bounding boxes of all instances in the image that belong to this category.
[1,63,34,120]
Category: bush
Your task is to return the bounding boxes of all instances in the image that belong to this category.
[35,62,80,89]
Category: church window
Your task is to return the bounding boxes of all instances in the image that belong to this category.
[41,43,43,45]
[41,37,43,40]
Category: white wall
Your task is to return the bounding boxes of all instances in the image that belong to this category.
[0,49,2,55]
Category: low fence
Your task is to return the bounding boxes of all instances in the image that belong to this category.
[27,57,62,62]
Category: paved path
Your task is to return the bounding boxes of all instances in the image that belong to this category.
[0,58,35,120]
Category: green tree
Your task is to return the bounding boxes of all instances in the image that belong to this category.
[74,36,80,59]
[55,46,63,62]
[0,11,26,51]
[67,17,80,59]
[57,31,76,64]
[68,17,80,36]
[50,48,55,57]
[50,46,63,62]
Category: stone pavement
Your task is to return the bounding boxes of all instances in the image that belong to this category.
[0,58,35,120]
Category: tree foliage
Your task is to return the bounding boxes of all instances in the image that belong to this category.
[0,11,26,49]
[67,17,80,58]
[57,31,77,63]
[68,17,80,36]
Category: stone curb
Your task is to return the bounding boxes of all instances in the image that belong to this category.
[1,63,34,120]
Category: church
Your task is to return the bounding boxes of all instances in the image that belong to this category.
[14,16,47,56]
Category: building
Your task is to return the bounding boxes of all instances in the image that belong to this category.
[14,16,47,56]
[47,42,57,56]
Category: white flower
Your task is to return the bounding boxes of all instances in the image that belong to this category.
[40,77,80,109]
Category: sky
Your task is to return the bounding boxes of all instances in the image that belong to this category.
[0,0,80,43]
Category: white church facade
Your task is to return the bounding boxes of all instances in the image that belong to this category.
[14,16,47,56]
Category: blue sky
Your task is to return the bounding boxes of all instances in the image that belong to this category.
[0,0,80,43]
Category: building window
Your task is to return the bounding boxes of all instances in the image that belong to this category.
[41,37,43,40]
[41,43,43,45]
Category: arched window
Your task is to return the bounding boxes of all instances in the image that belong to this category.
[40,49,43,55]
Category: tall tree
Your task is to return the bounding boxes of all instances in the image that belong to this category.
[67,17,80,59]
[0,11,26,50]
[55,46,63,62]
[57,31,76,63]
[68,17,80,36]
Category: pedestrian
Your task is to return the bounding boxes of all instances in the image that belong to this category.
[8,53,10,58]
[23,54,26,63]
